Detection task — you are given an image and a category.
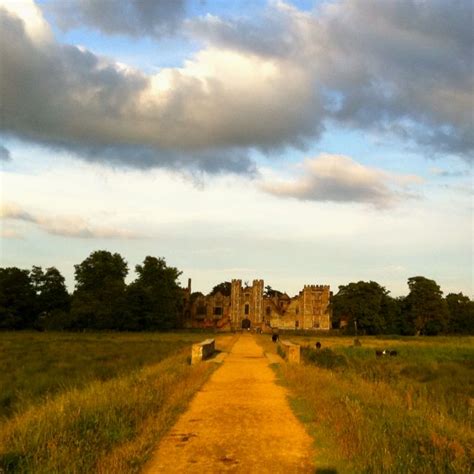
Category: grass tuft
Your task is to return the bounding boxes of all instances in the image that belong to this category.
[302,347,348,369]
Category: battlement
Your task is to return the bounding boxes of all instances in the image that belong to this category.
[303,284,330,291]
[185,277,331,331]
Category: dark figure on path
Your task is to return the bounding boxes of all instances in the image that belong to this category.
[315,341,321,350]
[272,334,279,343]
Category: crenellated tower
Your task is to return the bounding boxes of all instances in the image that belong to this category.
[185,275,331,331]
[230,279,242,326]
[252,279,264,324]
[301,285,331,329]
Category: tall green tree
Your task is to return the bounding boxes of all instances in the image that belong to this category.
[446,293,474,334]
[379,295,406,334]
[31,266,70,313]
[210,281,231,296]
[331,281,392,334]
[404,276,449,335]
[0,267,36,329]
[30,266,71,330]
[71,251,128,329]
[125,256,182,330]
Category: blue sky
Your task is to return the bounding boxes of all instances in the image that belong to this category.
[0,0,472,297]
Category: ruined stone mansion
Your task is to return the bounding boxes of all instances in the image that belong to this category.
[183,279,331,331]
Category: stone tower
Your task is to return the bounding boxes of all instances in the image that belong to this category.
[301,285,331,329]
[230,279,242,326]
[251,279,264,324]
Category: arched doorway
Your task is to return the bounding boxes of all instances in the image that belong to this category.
[241,318,251,329]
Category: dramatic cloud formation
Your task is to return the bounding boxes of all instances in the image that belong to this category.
[0,2,320,173]
[190,0,474,160]
[261,154,422,208]
[0,144,11,161]
[49,0,186,38]
[0,0,471,177]
[0,202,139,239]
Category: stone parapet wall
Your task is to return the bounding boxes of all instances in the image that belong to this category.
[191,339,215,364]
[279,340,301,363]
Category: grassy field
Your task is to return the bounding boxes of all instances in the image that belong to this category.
[259,335,474,474]
[2,332,472,473]
[0,331,234,473]
[0,331,215,420]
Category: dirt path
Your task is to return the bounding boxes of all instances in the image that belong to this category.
[144,333,314,473]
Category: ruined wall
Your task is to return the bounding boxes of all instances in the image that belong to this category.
[252,279,264,324]
[300,285,331,329]
[185,278,331,330]
[187,291,231,329]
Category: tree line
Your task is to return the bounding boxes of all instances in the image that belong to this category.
[0,250,183,331]
[0,250,472,334]
[330,278,473,335]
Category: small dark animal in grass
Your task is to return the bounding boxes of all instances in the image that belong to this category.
[272,334,279,343]
[353,338,362,347]
[376,349,397,357]
[315,341,322,350]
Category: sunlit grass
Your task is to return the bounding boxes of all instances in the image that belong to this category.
[0,331,237,473]
[0,331,215,419]
[0,352,215,473]
[258,334,474,473]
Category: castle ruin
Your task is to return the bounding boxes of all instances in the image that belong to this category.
[183,279,331,331]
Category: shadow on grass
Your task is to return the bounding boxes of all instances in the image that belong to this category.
[0,452,23,473]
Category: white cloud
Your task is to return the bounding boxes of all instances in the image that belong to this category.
[0,0,52,43]
[0,202,140,239]
[0,154,471,296]
[3,0,470,176]
[0,2,321,174]
[189,0,474,160]
[261,154,422,208]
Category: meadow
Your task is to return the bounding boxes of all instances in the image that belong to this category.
[1,332,472,473]
[259,334,474,474]
[0,331,232,473]
[0,331,217,419]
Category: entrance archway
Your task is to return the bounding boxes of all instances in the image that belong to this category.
[241,318,251,329]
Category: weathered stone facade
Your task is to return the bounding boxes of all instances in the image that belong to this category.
[183,279,331,331]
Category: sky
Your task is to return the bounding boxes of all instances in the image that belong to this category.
[0,0,472,297]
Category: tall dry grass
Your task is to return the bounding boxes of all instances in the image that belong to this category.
[0,331,215,419]
[260,335,473,473]
[0,351,215,473]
